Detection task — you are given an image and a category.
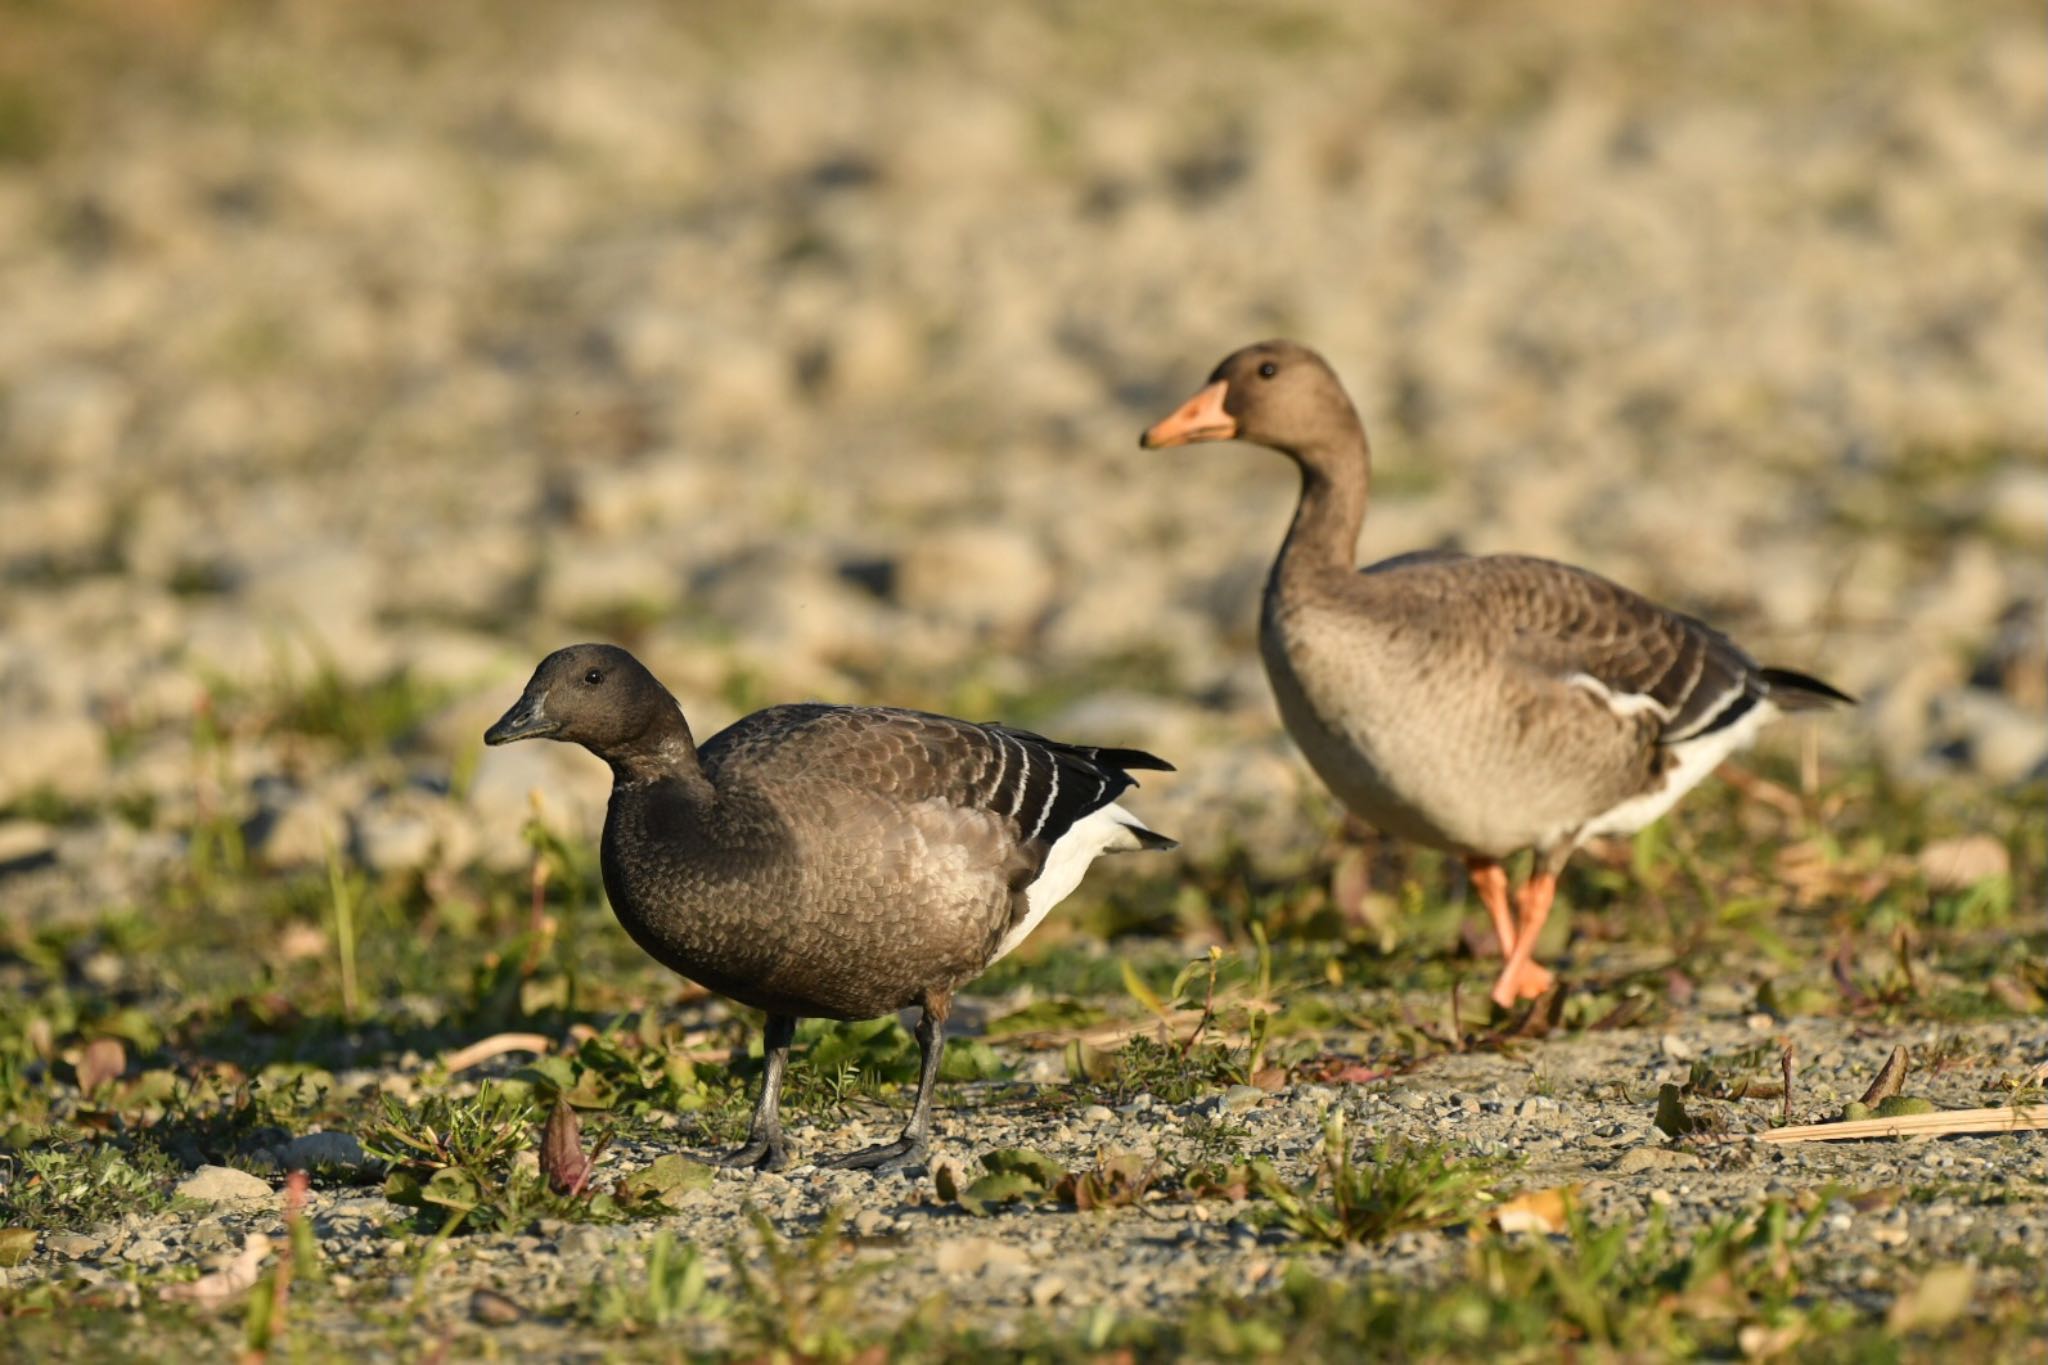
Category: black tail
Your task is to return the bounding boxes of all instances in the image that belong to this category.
[1122,824,1180,853]
[1083,745,1175,774]
[1760,667,1856,711]
[985,724,1174,775]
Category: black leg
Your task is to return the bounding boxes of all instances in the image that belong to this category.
[823,997,948,1174]
[718,1013,794,1171]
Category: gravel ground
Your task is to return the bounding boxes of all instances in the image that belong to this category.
[6,1002,2044,1358]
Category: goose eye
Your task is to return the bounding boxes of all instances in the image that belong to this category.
[583,669,604,685]
[1258,361,1277,378]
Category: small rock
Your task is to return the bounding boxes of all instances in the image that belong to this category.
[1219,1085,1266,1113]
[852,1207,890,1237]
[175,1165,275,1205]
[187,1224,231,1252]
[0,709,106,806]
[1080,1105,1115,1125]
[45,1232,99,1259]
[253,788,351,871]
[1291,1085,1338,1112]
[1982,469,2048,547]
[1934,688,2048,783]
[122,1237,170,1263]
[560,1226,607,1257]
[1659,1034,1697,1061]
[1614,1147,1706,1175]
[893,525,1056,635]
[470,1288,526,1325]
[1029,1274,1067,1307]
[354,790,477,875]
[933,1237,1033,1277]
[0,820,58,869]
[1916,835,2010,892]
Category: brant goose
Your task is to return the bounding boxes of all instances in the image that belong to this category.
[486,643,1174,1172]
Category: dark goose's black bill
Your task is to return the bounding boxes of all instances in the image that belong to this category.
[484,692,559,745]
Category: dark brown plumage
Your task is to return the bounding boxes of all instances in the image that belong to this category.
[1142,339,1852,1009]
[485,644,1174,1172]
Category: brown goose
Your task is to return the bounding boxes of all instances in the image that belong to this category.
[485,644,1174,1172]
[1141,340,1851,1008]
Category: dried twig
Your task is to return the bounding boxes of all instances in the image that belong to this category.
[1780,1040,1795,1128]
[1892,926,1920,998]
[1759,1105,2048,1144]
[159,1234,272,1308]
[442,1032,553,1074]
[1715,762,1806,819]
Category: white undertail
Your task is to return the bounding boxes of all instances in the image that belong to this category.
[989,803,1160,963]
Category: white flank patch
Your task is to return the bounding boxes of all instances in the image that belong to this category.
[989,803,1158,963]
[1569,672,1673,722]
[1581,700,1778,841]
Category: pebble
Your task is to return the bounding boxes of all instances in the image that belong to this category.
[45,1233,99,1260]
[1614,1147,1706,1175]
[1218,1085,1266,1114]
[1028,1275,1067,1307]
[174,1166,275,1205]
[122,1237,169,1263]
[469,1288,526,1325]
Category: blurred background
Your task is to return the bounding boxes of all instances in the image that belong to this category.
[0,0,2042,916]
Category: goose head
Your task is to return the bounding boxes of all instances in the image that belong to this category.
[1140,339,1364,462]
[486,642,685,759]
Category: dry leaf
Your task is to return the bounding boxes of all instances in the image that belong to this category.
[77,1037,125,1093]
[276,923,331,962]
[1493,1185,1574,1235]
[1738,1320,1807,1359]
[540,1098,590,1196]
[1987,975,2044,1014]
[1859,1046,1910,1107]
[1295,1057,1389,1086]
[1887,1263,1975,1334]
[159,1233,272,1309]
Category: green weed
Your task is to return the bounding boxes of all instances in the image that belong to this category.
[1249,1109,1502,1246]
[0,1140,179,1231]
[727,1207,882,1365]
[582,1230,728,1334]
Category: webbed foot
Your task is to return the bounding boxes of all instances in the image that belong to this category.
[820,1136,928,1174]
[717,1133,792,1171]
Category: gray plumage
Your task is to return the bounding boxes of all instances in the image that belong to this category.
[1143,339,1851,1008]
[485,644,1173,1171]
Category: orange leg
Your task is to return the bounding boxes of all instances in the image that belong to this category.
[1490,872,1559,1008]
[1464,856,1516,958]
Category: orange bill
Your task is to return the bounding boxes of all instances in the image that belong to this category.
[1140,380,1235,448]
